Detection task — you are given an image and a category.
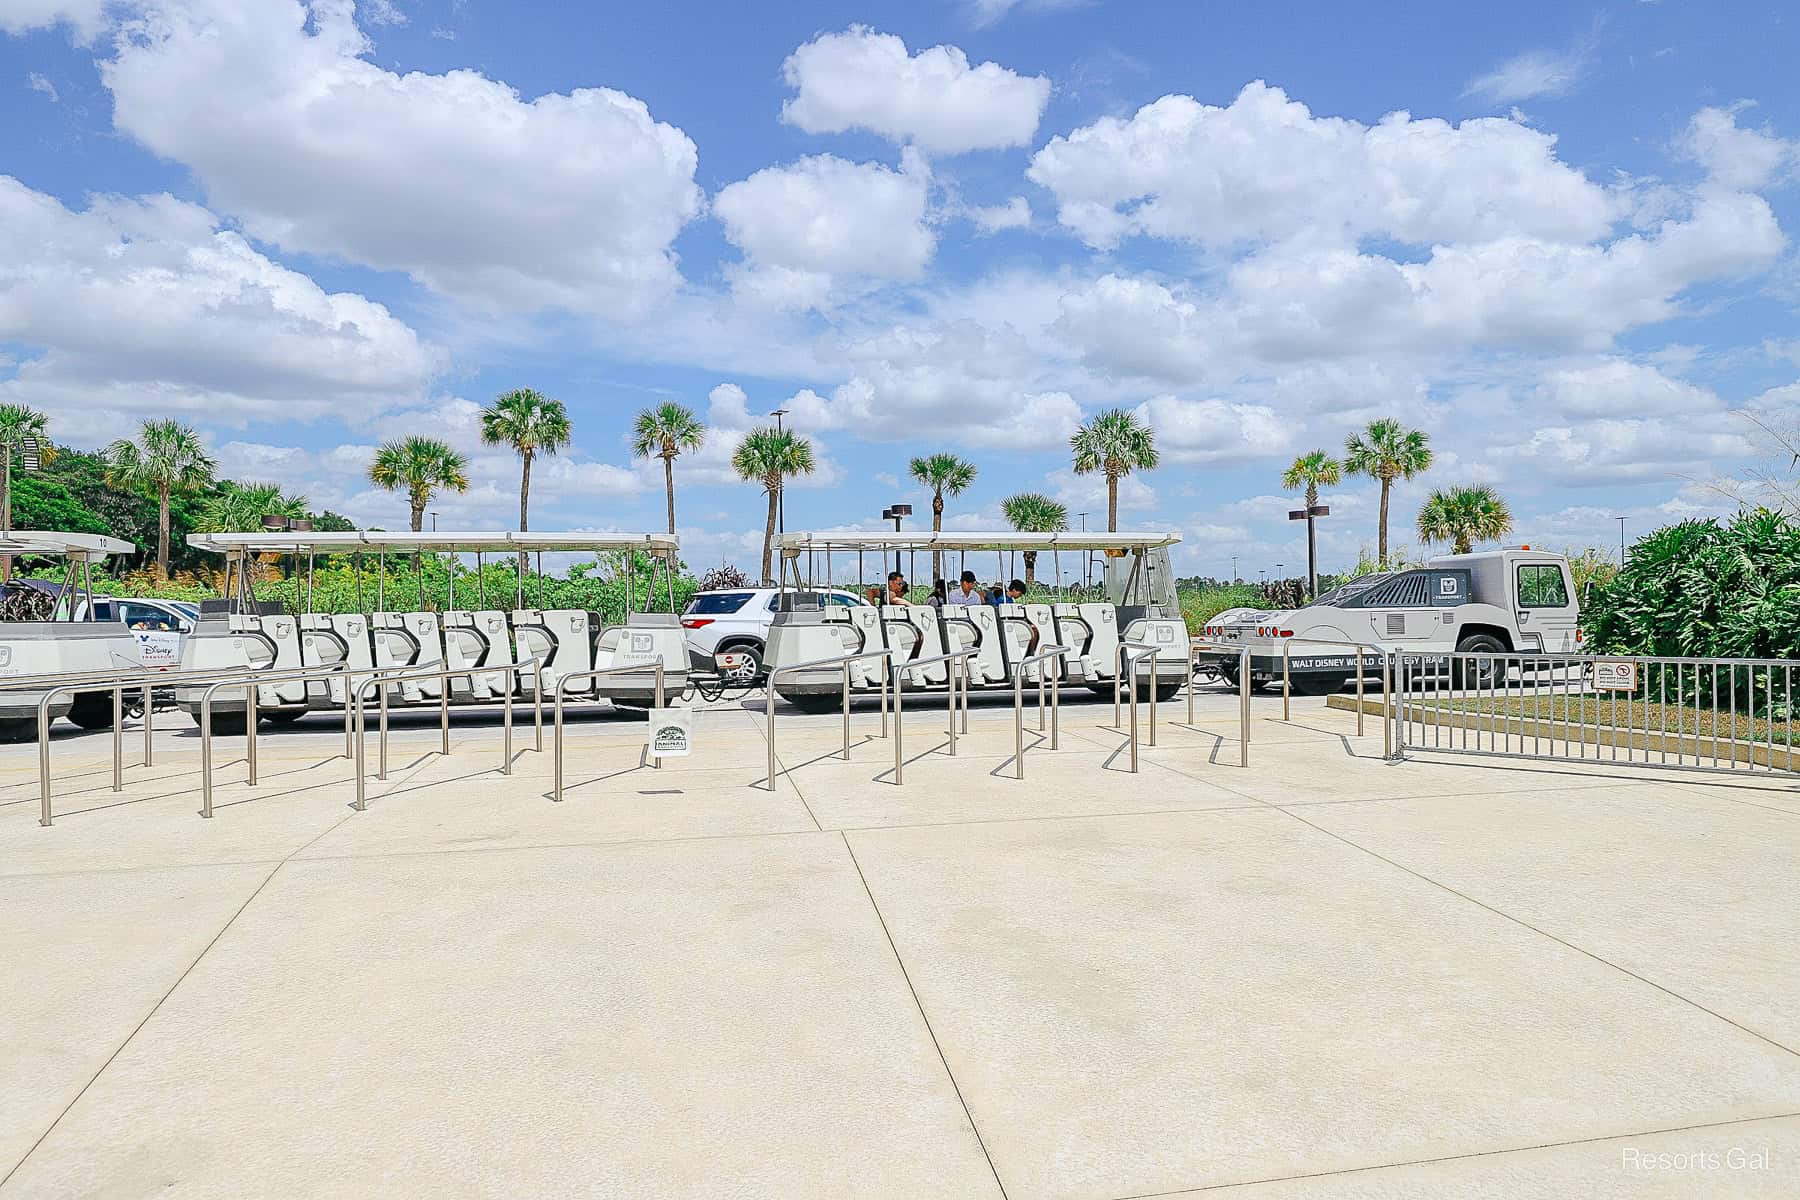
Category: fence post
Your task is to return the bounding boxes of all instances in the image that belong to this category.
[842,660,852,761]
[1355,647,1365,737]
[1282,641,1291,722]
[765,669,778,793]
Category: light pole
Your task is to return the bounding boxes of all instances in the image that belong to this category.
[1613,515,1627,564]
[880,504,911,578]
[1230,555,1238,585]
[1076,511,1090,589]
[1287,500,1330,599]
[771,408,789,537]
[430,512,438,532]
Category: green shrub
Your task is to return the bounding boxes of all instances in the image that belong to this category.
[1178,584,1263,634]
[1582,510,1799,715]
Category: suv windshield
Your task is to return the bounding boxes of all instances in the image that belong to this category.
[684,592,754,615]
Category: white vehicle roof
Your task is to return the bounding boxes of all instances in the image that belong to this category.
[777,530,1180,553]
[187,531,679,555]
[0,531,135,557]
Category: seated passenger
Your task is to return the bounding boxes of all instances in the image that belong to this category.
[929,579,947,609]
[865,586,882,605]
[947,569,984,606]
[1006,578,1027,603]
[886,571,912,606]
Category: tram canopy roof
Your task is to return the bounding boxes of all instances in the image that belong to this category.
[187,531,679,556]
[0,531,135,557]
[776,530,1180,554]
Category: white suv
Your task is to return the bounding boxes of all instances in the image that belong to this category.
[682,587,869,679]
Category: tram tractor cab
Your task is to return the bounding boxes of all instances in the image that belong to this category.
[0,532,145,741]
[1198,548,1581,695]
[179,531,686,725]
[764,531,1187,712]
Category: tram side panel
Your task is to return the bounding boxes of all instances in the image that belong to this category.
[593,613,688,705]
[511,609,594,700]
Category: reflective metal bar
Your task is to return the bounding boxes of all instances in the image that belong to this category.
[111,686,123,793]
[246,683,259,786]
[1239,646,1251,768]
[893,662,905,785]
[843,661,852,761]
[502,684,513,776]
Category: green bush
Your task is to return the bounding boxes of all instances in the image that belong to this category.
[1582,510,1799,715]
[1178,584,1263,634]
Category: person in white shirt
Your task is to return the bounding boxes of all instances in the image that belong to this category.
[946,569,985,606]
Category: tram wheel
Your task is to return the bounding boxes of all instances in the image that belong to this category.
[0,718,36,743]
[189,711,248,736]
[66,693,119,730]
[1284,673,1351,698]
[784,693,845,715]
[261,709,308,726]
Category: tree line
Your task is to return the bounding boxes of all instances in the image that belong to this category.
[1,397,1512,592]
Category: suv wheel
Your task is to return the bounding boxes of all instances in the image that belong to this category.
[718,642,764,682]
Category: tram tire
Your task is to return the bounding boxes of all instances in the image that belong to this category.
[784,693,844,716]
[65,692,118,731]
[1452,634,1506,689]
[189,710,248,736]
[0,717,36,743]
[1284,673,1351,698]
[261,709,308,726]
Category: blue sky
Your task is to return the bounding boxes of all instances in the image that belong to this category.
[2,0,1797,580]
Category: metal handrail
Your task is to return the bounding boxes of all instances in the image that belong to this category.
[1111,638,1175,734]
[763,649,893,794]
[35,660,353,827]
[552,658,666,802]
[890,648,976,785]
[203,655,549,818]
[1279,635,1384,738]
[1114,642,1162,772]
[1185,637,1253,768]
[343,655,547,809]
[1012,645,1069,779]
[194,663,362,818]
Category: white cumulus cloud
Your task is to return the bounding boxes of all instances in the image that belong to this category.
[714,153,935,309]
[1027,81,1619,250]
[1678,105,1797,191]
[780,25,1049,155]
[97,0,701,315]
[0,176,438,438]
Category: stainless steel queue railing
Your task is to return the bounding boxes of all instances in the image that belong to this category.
[762,650,892,794]
[552,659,667,803]
[1012,645,1069,780]
[1280,636,1385,738]
[344,656,548,811]
[33,660,353,826]
[890,649,976,786]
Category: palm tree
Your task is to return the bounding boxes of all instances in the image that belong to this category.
[1000,492,1069,586]
[1282,450,1342,599]
[631,402,707,536]
[1071,407,1159,532]
[480,389,571,573]
[732,427,815,584]
[103,419,217,575]
[908,452,978,582]
[1417,485,1513,555]
[197,482,309,534]
[1343,418,1433,567]
[368,437,470,532]
[0,403,54,582]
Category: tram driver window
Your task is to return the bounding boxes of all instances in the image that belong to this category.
[1515,564,1570,608]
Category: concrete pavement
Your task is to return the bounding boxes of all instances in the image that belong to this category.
[3,689,1797,1197]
